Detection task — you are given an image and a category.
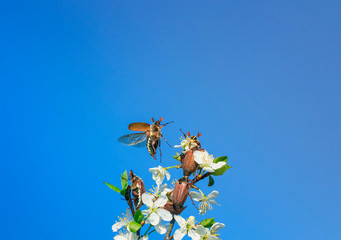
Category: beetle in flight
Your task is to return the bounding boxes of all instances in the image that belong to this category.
[118,117,173,160]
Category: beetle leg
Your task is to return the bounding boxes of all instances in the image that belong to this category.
[159,140,162,163]
[161,134,171,147]
[189,193,199,210]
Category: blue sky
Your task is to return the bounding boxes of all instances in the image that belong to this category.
[1,0,341,239]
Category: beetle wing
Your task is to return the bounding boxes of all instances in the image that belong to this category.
[118,133,147,146]
[128,122,150,131]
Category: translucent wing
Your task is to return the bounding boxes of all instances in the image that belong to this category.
[118,133,147,147]
[128,122,150,131]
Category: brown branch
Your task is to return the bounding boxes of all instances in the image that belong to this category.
[164,217,175,240]
[190,172,210,186]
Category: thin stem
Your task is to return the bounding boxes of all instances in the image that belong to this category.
[146,229,156,236]
[164,165,180,170]
[143,224,153,236]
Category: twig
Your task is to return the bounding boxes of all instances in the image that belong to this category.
[164,217,175,240]
[190,172,210,186]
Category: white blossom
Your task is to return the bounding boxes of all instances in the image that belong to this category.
[174,138,198,153]
[150,183,172,198]
[113,231,138,240]
[197,223,225,240]
[141,193,172,226]
[174,215,200,240]
[149,165,171,186]
[112,208,133,232]
[190,190,220,215]
[193,151,226,173]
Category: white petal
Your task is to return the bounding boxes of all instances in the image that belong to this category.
[174,228,186,240]
[207,191,219,200]
[196,225,208,236]
[188,229,200,240]
[149,167,158,174]
[203,166,215,172]
[174,145,182,148]
[212,162,226,170]
[148,212,160,226]
[125,208,132,220]
[189,191,203,201]
[154,196,168,207]
[165,171,171,180]
[114,236,126,240]
[155,224,167,234]
[142,209,150,216]
[142,193,153,207]
[112,221,125,232]
[174,215,186,226]
[157,208,172,221]
[208,199,219,206]
[193,151,204,164]
[156,175,164,186]
[207,235,219,240]
[211,222,225,232]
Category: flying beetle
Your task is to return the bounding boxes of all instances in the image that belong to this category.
[118,117,173,160]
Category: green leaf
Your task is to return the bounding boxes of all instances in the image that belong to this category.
[128,221,142,233]
[211,156,231,176]
[172,152,181,161]
[208,176,215,187]
[213,156,228,163]
[103,182,121,193]
[121,170,128,191]
[134,210,144,224]
[199,218,215,228]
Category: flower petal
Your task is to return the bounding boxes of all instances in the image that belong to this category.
[154,196,168,207]
[157,208,172,221]
[196,225,208,236]
[174,215,186,226]
[212,162,226,170]
[165,171,171,181]
[207,191,219,200]
[142,193,153,207]
[203,166,215,172]
[188,229,200,240]
[125,208,132,220]
[155,224,167,234]
[174,228,186,240]
[193,151,204,164]
[189,191,203,201]
[148,212,160,226]
[211,222,225,232]
[112,221,125,232]
[207,235,219,240]
[208,199,219,206]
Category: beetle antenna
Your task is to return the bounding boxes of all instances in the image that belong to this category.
[180,129,187,137]
[160,121,174,129]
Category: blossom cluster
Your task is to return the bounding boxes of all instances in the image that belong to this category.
[106,132,231,240]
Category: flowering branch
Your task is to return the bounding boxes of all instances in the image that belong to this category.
[105,125,231,240]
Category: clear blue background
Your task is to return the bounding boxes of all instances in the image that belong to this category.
[1,1,341,239]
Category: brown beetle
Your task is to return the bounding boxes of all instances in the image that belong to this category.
[180,132,202,176]
[118,117,173,159]
[129,170,146,210]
